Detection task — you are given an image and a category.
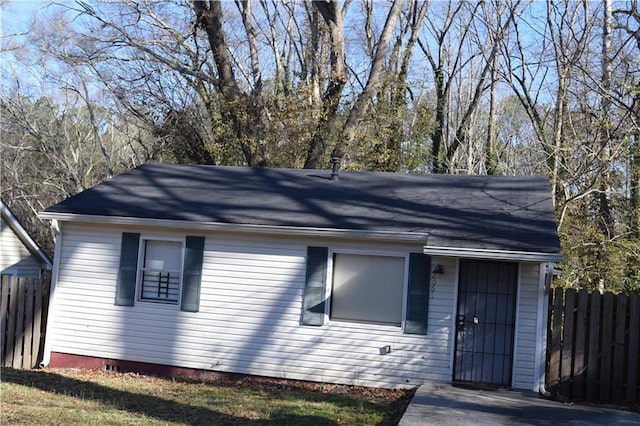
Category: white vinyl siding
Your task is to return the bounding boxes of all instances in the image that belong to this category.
[0,218,43,277]
[512,262,541,390]
[331,253,404,326]
[47,222,543,390]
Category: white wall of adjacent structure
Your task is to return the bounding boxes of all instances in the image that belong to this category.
[513,262,543,390]
[46,222,543,390]
[0,218,43,276]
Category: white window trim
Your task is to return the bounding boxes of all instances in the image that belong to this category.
[401,256,409,331]
[326,248,409,328]
[136,235,185,306]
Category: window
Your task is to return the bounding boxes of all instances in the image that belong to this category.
[116,233,205,311]
[302,247,430,333]
[139,239,183,303]
[330,253,405,326]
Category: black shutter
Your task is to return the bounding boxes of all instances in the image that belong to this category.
[115,232,140,306]
[181,236,205,312]
[302,246,328,326]
[405,253,431,334]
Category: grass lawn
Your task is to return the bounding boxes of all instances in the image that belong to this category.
[0,368,414,425]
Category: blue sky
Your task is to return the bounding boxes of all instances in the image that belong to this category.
[1,1,44,36]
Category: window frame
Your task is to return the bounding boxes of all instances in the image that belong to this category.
[326,248,409,328]
[136,236,185,305]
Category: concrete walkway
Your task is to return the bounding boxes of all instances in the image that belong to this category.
[399,382,640,425]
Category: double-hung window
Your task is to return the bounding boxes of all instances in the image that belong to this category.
[139,239,183,303]
[115,233,205,312]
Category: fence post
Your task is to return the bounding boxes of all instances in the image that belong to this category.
[627,295,640,404]
[600,292,615,403]
[1,276,10,366]
[23,279,35,369]
[612,294,628,403]
[37,271,51,366]
[12,278,26,368]
[560,289,576,398]
[5,276,17,367]
[33,276,44,368]
[547,287,564,394]
[573,289,588,400]
[586,291,601,401]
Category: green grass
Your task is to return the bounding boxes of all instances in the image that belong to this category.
[0,368,414,425]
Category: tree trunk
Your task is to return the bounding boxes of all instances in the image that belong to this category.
[485,54,498,175]
[598,0,614,237]
[431,67,447,174]
[631,132,640,238]
[550,76,567,207]
[194,1,269,167]
[303,1,347,169]
[383,0,428,172]
[330,0,405,161]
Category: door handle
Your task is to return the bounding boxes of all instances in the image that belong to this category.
[473,316,479,325]
[457,315,465,328]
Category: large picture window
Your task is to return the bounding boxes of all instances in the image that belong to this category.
[330,253,405,326]
[139,239,183,303]
[302,247,430,333]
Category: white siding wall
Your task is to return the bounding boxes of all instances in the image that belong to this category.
[0,219,42,276]
[513,262,542,390]
[48,223,543,390]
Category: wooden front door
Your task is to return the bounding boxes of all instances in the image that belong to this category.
[453,259,518,387]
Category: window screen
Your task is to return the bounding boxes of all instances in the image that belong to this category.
[331,253,404,325]
[139,240,182,303]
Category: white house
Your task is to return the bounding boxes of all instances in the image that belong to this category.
[40,163,561,391]
[1,200,52,277]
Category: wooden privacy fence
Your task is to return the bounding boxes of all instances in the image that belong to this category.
[1,273,51,369]
[547,287,640,405]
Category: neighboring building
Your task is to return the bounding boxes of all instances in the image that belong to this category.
[39,163,562,391]
[1,200,52,277]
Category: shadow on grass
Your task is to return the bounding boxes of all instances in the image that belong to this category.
[170,374,415,425]
[1,368,342,425]
[2,368,414,425]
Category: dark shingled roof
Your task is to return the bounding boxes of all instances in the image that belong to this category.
[44,163,561,255]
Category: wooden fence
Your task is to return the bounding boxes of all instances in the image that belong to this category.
[547,287,640,405]
[0,273,51,369]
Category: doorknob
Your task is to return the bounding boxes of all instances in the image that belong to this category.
[457,314,465,328]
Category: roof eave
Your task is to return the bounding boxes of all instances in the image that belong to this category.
[2,201,53,269]
[38,212,430,243]
[423,245,562,263]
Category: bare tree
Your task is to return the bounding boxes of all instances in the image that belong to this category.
[598,0,614,237]
[612,0,640,239]
[417,0,518,173]
[5,0,640,290]
[502,1,594,205]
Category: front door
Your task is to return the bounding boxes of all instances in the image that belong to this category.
[453,259,518,387]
